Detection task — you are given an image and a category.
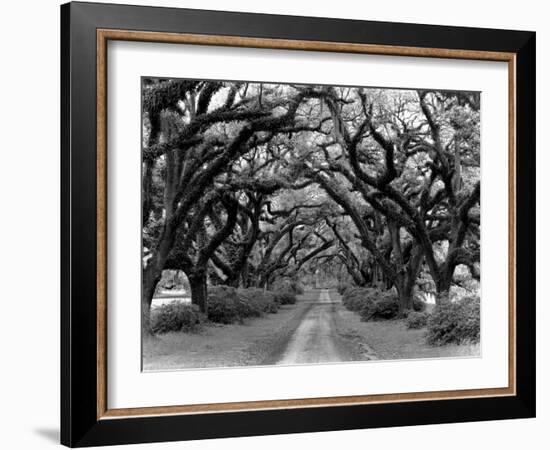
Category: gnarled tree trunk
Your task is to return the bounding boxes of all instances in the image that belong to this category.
[188,271,208,313]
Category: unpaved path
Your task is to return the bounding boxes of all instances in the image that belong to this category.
[144,289,378,371]
[270,289,360,365]
[144,288,477,371]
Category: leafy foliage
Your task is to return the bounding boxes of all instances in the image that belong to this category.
[342,286,427,321]
[207,285,280,324]
[359,292,400,321]
[342,287,396,320]
[337,283,355,295]
[270,278,304,295]
[341,287,375,312]
[269,278,301,304]
[426,296,480,345]
[406,311,430,329]
[275,291,297,305]
[151,302,204,334]
[240,288,281,313]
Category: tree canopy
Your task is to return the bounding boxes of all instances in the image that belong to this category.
[141,78,480,332]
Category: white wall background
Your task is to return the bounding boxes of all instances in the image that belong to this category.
[0,0,545,448]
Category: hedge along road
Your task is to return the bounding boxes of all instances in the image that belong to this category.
[265,289,359,365]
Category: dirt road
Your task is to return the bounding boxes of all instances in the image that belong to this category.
[272,289,358,365]
[144,288,477,371]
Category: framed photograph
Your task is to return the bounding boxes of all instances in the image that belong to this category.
[61,1,536,447]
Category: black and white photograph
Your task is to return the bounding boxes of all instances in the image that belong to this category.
[141,78,481,371]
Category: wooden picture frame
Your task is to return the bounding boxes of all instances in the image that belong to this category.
[61,1,535,447]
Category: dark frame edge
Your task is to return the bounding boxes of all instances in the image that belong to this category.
[76,396,534,447]
[514,31,536,418]
[60,2,72,447]
[61,2,102,447]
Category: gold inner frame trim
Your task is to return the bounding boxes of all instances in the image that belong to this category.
[96,28,517,420]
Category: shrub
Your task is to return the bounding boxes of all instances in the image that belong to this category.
[338,283,357,295]
[342,287,401,321]
[343,287,428,319]
[426,296,480,345]
[359,291,400,321]
[406,311,430,329]
[275,290,297,305]
[271,278,304,295]
[151,301,204,334]
[234,291,264,319]
[341,286,373,311]
[207,285,242,324]
[207,286,281,323]
[240,288,280,313]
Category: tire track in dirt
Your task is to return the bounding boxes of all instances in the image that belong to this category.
[263,289,376,365]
